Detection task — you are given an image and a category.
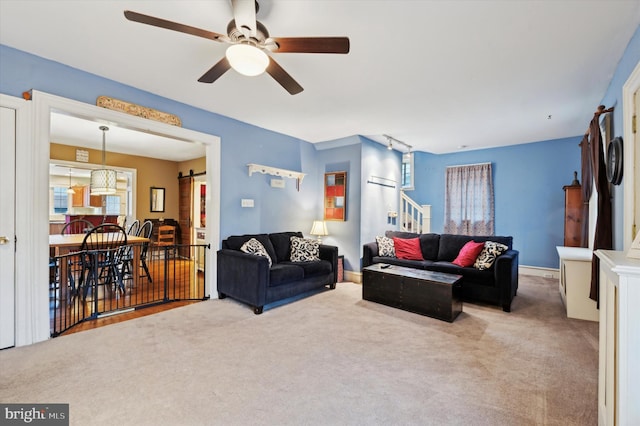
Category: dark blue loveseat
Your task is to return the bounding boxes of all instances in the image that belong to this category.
[217,231,338,314]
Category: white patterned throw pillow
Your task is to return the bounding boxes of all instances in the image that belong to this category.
[290,236,320,262]
[376,236,396,257]
[474,241,508,270]
[240,238,273,267]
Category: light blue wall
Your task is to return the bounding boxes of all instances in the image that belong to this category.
[0,44,320,244]
[315,137,362,272]
[408,137,582,269]
[599,25,640,248]
[360,137,402,267]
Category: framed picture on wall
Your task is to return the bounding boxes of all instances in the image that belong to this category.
[324,171,346,221]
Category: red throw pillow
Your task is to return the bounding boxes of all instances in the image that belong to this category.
[452,241,485,267]
[392,237,424,261]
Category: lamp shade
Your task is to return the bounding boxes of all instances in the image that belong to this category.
[226,44,269,76]
[90,169,117,195]
[310,220,328,237]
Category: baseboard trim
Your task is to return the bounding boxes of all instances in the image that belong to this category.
[519,265,559,279]
[344,270,362,284]
[346,266,558,282]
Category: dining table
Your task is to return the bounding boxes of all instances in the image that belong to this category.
[49,233,150,298]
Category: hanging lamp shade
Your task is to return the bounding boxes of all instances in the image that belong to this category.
[90,126,117,195]
[90,169,117,195]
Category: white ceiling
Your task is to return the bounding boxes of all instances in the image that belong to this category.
[1,1,639,155]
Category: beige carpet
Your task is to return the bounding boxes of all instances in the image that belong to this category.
[0,275,598,426]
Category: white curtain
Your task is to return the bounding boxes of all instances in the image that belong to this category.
[444,163,494,235]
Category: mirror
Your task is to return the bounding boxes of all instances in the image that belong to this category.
[150,187,165,212]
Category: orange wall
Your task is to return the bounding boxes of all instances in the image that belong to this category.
[50,143,181,221]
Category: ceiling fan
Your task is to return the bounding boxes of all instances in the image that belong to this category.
[124,0,350,95]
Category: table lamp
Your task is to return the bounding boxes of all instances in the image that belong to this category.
[310,220,328,243]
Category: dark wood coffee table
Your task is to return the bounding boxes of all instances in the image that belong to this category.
[362,264,463,322]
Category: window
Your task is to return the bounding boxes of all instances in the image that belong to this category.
[401,152,414,189]
[105,195,121,215]
[444,163,494,235]
[52,187,69,214]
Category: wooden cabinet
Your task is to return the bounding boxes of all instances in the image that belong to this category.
[563,183,583,247]
[71,185,102,207]
[324,171,346,221]
[595,250,640,426]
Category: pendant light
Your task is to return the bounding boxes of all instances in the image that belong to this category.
[66,168,75,194]
[90,126,117,195]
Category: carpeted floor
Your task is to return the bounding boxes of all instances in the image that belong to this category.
[0,275,598,426]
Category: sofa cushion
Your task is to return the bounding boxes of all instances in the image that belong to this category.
[393,237,424,260]
[437,234,475,261]
[280,260,332,278]
[452,241,485,267]
[418,233,441,260]
[428,261,495,285]
[474,241,509,270]
[240,238,273,267]
[224,234,278,265]
[376,236,396,257]
[372,256,435,269]
[290,236,320,262]
[269,232,304,263]
[269,263,305,287]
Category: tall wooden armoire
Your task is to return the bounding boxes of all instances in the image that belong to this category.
[563,182,583,247]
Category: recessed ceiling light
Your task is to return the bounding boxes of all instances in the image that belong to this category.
[458,145,467,149]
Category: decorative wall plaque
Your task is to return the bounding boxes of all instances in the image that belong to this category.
[96,96,182,127]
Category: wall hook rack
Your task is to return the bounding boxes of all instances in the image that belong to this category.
[247,163,306,190]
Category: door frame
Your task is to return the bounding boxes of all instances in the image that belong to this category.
[623,60,640,250]
[16,90,221,346]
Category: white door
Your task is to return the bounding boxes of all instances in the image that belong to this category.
[0,106,16,349]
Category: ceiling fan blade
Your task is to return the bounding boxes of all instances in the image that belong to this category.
[270,37,350,54]
[124,10,227,42]
[198,57,232,83]
[266,57,303,95]
[231,0,257,38]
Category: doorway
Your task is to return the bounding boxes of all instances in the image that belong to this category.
[11,90,221,346]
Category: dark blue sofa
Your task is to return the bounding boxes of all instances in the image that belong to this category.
[217,231,338,314]
[363,231,519,312]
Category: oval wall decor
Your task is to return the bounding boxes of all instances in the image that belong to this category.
[606,137,623,185]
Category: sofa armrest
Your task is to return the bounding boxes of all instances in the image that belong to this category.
[494,249,519,312]
[362,242,379,268]
[319,244,339,284]
[217,249,270,306]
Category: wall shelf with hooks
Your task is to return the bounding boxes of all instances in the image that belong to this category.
[247,163,306,190]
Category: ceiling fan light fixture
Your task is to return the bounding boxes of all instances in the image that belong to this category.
[225,43,269,76]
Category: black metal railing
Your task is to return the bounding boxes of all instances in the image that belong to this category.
[49,243,210,337]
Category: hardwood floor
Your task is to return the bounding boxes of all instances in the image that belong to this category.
[61,300,201,335]
[51,255,208,337]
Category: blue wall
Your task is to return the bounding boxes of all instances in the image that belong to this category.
[407,137,582,268]
[0,44,321,244]
[315,137,363,272]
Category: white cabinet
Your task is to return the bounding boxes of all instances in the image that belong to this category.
[556,246,599,321]
[595,250,640,426]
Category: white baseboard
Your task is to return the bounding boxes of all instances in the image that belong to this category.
[519,265,559,279]
[344,270,362,284]
[346,266,559,282]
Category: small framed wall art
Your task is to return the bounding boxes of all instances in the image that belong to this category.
[324,171,346,221]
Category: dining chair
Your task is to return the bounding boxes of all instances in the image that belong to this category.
[119,220,141,282]
[78,223,128,300]
[60,219,94,299]
[156,225,176,259]
[126,219,140,237]
[138,220,153,282]
[61,219,94,235]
